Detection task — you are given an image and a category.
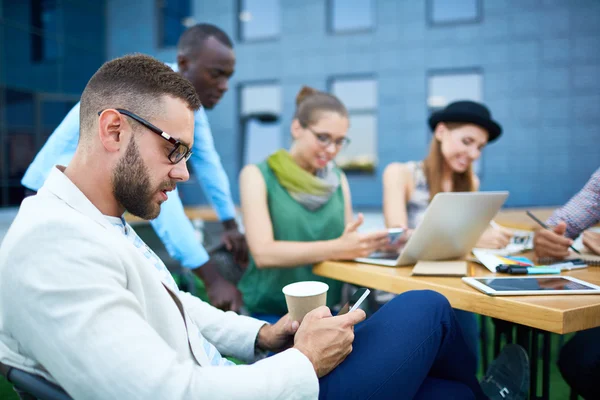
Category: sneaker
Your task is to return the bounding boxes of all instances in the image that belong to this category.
[480,344,530,400]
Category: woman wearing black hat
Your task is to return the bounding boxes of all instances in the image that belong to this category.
[383,100,512,247]
[380,100,513,364]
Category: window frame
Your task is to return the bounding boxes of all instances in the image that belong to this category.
[156,0,192,49]
[30,0,60,63]
[326,0,375,35]
[236,0,281,43]
[426,67,485,177]
[237,80,282,170]
[426,0,482,27]
[328,74,378,175]
[426,67,483,113]
[0,87,79,206]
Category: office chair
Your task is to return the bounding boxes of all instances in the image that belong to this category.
[0,362,72,400]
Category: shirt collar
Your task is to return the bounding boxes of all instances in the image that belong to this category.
[40,165,114,231]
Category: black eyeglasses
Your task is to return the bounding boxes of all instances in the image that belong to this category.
[305,126,351,149]
[97,109,192,164]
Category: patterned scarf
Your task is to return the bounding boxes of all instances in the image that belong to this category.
[267,149,340,211]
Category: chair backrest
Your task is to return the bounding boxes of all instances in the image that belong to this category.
[0,362,72,400]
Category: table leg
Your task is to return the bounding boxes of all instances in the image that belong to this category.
[516,324,530,352]
[541,331,551,400]
[480,315,489,373]
[530,329,539,399]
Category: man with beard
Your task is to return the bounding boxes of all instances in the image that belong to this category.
[0,54,529,400]
[20,24,244,311]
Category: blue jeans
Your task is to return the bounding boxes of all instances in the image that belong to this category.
[318,290,485,399]
[454,309,480,365]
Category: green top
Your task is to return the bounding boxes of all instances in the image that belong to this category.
[238,160,346,316]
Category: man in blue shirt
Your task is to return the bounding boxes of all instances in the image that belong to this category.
[21,24,245,311]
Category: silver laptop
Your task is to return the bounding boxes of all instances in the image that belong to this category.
[355,191,509,267]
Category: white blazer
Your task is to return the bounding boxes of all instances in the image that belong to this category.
[0,167,318,399]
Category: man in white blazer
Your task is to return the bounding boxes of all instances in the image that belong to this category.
[0,54,527,400]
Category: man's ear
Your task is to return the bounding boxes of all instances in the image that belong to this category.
[177,53,189,74]
[98,110,127,153]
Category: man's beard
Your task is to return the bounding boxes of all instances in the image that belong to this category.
[112,137,170,220]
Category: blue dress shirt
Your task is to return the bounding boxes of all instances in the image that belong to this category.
[21,65,236,269]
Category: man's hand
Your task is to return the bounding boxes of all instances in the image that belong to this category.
[293,306,366,378]
[194,261,243,312]
[583,231,600,255]
[222,219,249,268]
[256,314,299,353]
[533,221,573,259]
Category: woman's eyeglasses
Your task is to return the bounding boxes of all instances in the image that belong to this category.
[305,126,351,149]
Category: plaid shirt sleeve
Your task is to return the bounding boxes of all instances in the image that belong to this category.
[546,167,600,239]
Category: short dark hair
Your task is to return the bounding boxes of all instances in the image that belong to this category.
[79,54,200,140]
[177,23,233,56]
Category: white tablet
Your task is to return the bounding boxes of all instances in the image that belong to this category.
[462,276,600,296]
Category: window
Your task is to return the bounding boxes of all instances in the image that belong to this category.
[328,0,374,33]
[427,71,482,113]
[427,0,481,26]
[238,0,280,42]
[330,77,377,174]
[0,88,79,206]
[31,0,59,62]
[1,89,36,205]
[239,83,282,166]
[427,70,484,174]
[39,96,78,144]
[157,0,192,48]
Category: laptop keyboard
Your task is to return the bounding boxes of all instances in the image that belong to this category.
[367,252,399,260]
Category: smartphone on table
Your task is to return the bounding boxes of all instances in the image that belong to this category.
[338,288,371,315]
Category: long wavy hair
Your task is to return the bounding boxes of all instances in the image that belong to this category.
[422,122,476,201]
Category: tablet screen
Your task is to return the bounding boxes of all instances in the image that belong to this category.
[476,277,595,292]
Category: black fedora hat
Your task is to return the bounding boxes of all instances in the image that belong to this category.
[428,100,502,142]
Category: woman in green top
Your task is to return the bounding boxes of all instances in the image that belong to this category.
[238,86,388,323]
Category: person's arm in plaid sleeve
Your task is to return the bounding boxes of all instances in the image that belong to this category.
[535,168,600,259]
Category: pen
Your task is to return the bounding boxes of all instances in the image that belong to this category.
[496,264,561,275]
[526,210,581,255]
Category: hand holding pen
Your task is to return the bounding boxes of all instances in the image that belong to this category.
[528,211,581,259]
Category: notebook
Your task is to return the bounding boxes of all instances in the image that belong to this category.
[411,261,468,277]
[472,230,534,256]
[473,249,535,273]
[538,247,600,266]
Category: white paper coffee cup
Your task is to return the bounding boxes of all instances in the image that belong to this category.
[282,281,329,322]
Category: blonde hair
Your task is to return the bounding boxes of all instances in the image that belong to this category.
[422,122,476,201]
[294,86,348,127]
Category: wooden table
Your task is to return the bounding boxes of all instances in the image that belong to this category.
[493,207,558,231]
[314,259,600,334]
[124,206,221,224]
[314,259,600,399]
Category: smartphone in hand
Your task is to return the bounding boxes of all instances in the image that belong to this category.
[387,228,405,245]
[338,288,371,315]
